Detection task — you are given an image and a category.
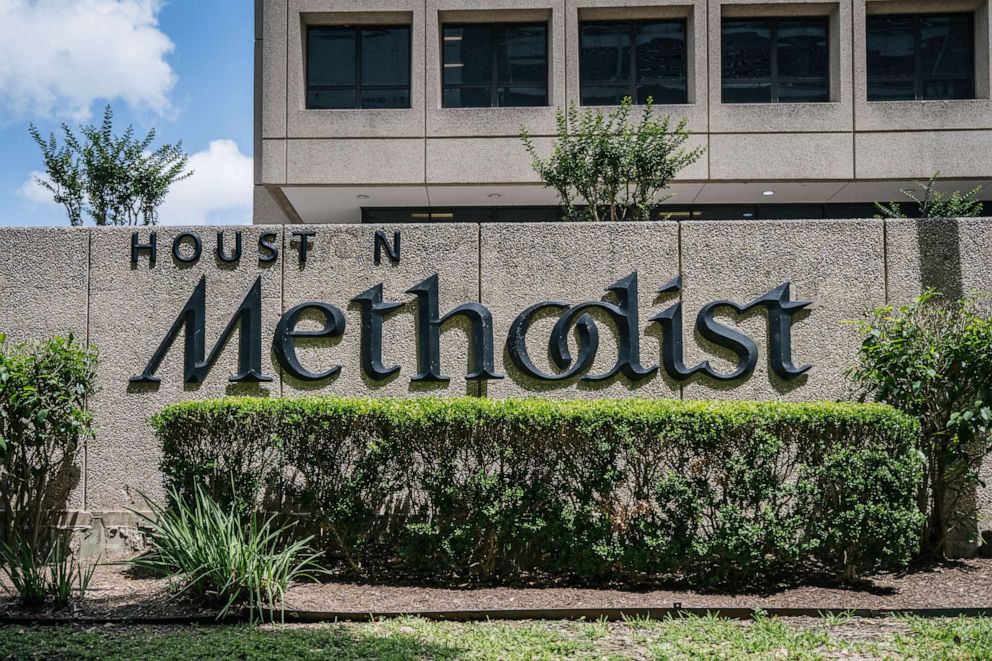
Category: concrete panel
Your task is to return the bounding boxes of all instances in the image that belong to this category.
[854,0,992,131]
[681,219,886,401]
[253,185,295,224]
[426,0,565,137]
[885,217,992,550]
[709,132,854,180]
[85,227,285,510]
[261,139,287,184]
[427,134,707,185]
[281,224,480,399]
[286,0,427,139]
[0,228,89,342]
[856,131,992,180]
[287,138,426,185]
[427,136,545,184]
[480,222,682,399]
[886,217,992,304]
[566,0,709,133]
[0,228,90,510]
[709,0,853,133]
[261,0,288,139]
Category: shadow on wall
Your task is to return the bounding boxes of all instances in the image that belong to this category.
[917,218,964,301]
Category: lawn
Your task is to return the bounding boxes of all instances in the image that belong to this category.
[1,614,990,660]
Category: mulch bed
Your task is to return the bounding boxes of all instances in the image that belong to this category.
[2,558,991,620]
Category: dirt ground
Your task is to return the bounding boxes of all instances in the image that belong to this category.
[1,558,990,620]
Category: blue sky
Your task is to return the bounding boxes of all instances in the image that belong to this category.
[0,0,254,227]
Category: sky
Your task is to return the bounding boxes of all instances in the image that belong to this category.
[0,0,254,227]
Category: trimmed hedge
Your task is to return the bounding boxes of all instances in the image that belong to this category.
[152,397,923,587]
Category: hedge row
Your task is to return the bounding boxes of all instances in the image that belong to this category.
[151,397,924,587]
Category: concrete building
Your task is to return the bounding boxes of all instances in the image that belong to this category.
[255,0,992,224]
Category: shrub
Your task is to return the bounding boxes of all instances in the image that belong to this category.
[152,398,923,587]
[874,173,984,219]
[0,333,98,609]
[0,334,98,549]
[521,97,704,222]
[848,291,992,556]
[133,485,324,622]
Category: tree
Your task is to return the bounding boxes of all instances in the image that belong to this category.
[520,97,704,222]
[848,292,992,556]
[29,105,192,226]
[875,173,984,219]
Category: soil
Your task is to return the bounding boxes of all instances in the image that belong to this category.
[1,558,990,620]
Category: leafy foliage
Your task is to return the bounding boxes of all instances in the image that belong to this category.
[133,485,325,622]
[152,397,922,587]
[0,334,98,609]
[521,97,704,222]
[874,173,984,219]
[29,105,192,226]
[0,533,97,610]
[0,335,97,551]
[849,291,992,555]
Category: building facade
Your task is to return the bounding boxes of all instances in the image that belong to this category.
[255,0,992,224]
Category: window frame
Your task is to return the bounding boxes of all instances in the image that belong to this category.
[306,24,413,110]
[441,22,550,108]
[721,16,831,104]
[578,18,690,106]
[865,12,975,102]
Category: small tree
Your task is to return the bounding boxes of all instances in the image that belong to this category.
[29,105,192,226]
[848,292,992,556]
[875,173,984,219]
[521,97,704,222]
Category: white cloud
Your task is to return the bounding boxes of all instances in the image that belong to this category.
[0,0,176,121]
[157,140,253,226]
[20,140,254,226]
[19,170,55,205]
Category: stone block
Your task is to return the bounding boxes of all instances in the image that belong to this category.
[680,219,886,401]
[85,227,285,510]
[480,221,682,399]
[281,223,480,398]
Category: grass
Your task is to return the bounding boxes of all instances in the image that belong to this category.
[0,615,990,660]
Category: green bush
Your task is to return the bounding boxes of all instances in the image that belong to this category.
[849,291,992,555]
[0,333,98,609]
[152,398,923,587]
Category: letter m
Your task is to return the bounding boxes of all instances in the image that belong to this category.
[130,276,272,384]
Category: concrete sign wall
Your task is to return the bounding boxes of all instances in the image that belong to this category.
[1,220,990,537]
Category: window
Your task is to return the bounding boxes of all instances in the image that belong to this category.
[442,23,549,107]
[867,13,974,101]
[722,17,830,103]
[307,25,411,109]
[579,20,689,105]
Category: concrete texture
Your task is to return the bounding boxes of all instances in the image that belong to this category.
[680,219,886,401]
[85,227,285,510]
[566,0,709,134]
[281,223,481,398]
[709,132,853,180]
[479,222,683,399]
[856,131,992,180]
[286,0,427,139]
[426,1,566,138]
[257,0,992,223]
[708,0,853,134]
[853,0,992,132]
[287,138,427,184]
[3,218,991,548]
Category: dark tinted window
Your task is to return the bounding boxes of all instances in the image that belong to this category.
[307,26,411,109]
[867,13,974,101]
[722,17,829,103]
[579,20,688,105]
[443,23,549,107]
